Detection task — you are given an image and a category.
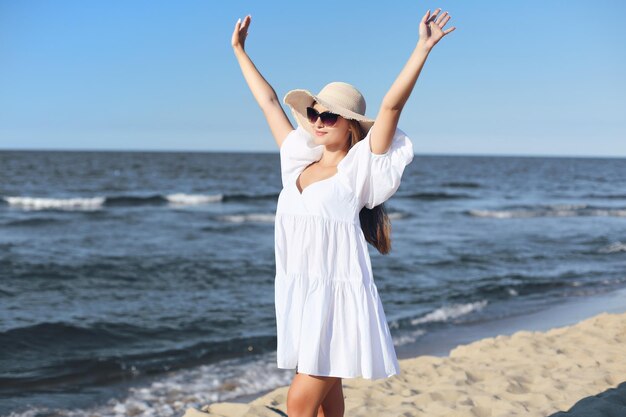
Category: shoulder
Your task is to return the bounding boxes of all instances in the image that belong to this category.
[280,126,324,160]
[341,126,413,164]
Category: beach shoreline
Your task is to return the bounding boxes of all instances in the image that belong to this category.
[195,286,626,416]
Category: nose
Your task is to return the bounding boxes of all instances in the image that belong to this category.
[310,116,323,129]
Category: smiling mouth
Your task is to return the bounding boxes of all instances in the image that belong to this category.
[315,131,327,136]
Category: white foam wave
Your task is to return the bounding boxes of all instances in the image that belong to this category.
[219,213,276,223]
[387,211,409,220]
[410,300,488,326]
[166,193,222,205]
[6,351,293,417]
[3,196,105,211]
[469,204,626,218]
[219,211,405,224]
[392,328,426,346]
[598,241,626,253]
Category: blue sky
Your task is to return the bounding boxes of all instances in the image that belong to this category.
[1,0,624,157]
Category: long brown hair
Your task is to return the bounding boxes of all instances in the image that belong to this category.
[345,119,393,255]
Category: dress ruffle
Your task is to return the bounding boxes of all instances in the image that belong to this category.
[274,212,401,379]
[279,126,323,188]
[275,269,400,379]
[273,123,414,380]
[338,125,414,209]
[280,125,414,209]
[274,212,364,278]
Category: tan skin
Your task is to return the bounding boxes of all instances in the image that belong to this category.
[289,369,344,417]
[231,8,455,417]
[231,9,455,153]
[295,103,351,194]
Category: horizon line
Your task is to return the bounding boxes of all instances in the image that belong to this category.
[0,148,624,160]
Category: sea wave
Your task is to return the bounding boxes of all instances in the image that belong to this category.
[405,191,473,201]
[3,351,293,417]
[1,193,225,211]
[3,196,106,211]
[441,181,482,188]
[598,241,626,253]
[583,193,626,199]
[468,203,626,218]
[217,213,276,223]
[392,328,427,346]
[410,300,489,326]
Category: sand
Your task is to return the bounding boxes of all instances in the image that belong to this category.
[182,310,626,417]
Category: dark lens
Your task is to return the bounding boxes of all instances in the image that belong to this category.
[306,107,319,123]
[319,112,339,127]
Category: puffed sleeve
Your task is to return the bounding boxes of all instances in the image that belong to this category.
[338,125,414,209]
[279,125,324,188]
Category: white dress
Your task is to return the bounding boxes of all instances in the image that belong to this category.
[274,124,414,379]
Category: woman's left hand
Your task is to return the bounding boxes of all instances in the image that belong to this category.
[418,8,456,51]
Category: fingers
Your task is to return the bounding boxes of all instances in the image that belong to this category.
[426,8,454,34]
[435,11,449,26]
[427,7,441,24]
[241,14,251,29]
[233,15,251,48]
[235,15,251,30]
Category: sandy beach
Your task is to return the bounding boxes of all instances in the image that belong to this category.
[185,289,626,417]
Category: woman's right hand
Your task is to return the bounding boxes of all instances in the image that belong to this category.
[231,15,251,51]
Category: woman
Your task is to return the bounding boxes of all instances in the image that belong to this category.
[232,9,455,417]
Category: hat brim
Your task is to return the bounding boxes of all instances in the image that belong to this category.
[283,89,375,137]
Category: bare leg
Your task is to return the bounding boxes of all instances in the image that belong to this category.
[317,378,344,417]
[287,370,340,417]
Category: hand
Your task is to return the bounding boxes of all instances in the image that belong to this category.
[232,14,251,51]
[418,8,455,51]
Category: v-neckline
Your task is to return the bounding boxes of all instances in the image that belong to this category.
[293,129,353,195]
[295,161,340,195]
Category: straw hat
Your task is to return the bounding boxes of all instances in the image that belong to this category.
[283,81,375,137]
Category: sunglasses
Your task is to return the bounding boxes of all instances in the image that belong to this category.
[306,107,340,127]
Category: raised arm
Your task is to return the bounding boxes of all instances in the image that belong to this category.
[370,8,456,155]
[231,15,294,148]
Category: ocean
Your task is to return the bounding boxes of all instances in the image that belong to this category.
[1,149,625,416]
